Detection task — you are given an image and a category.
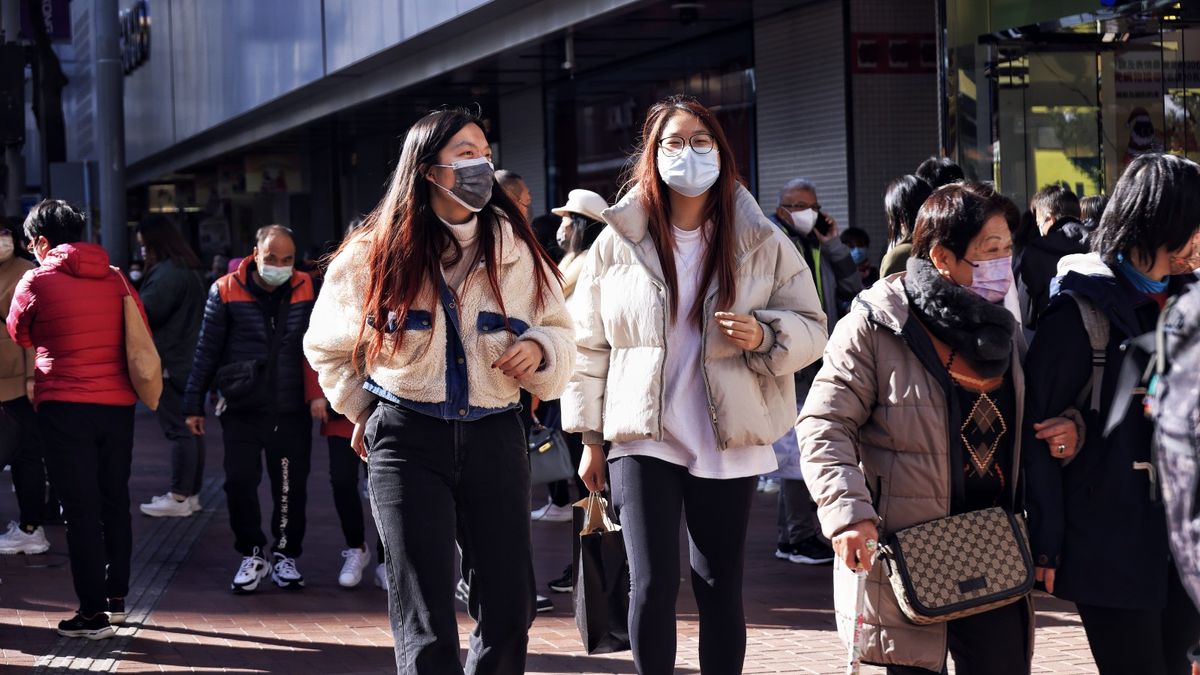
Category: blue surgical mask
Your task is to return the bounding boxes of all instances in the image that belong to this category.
[1117,253,1169,294]
[850,247,868,265]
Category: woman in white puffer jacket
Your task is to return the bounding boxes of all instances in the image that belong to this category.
[561,95,827,675]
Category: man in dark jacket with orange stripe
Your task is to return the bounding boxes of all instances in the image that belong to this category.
[184,225,323,594]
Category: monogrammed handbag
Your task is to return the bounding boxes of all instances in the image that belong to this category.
[879,507,1034,625]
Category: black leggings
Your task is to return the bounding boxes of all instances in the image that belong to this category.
[1075,564,1200,675]
[610,455,756,675]
[328,435,385,561]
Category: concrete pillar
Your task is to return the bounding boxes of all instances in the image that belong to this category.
[93,0,128,262]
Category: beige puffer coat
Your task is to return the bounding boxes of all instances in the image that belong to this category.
[561,184,827,448]
[797,274,1033,672]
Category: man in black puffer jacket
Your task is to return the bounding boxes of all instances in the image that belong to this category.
[1015,184,1097,329]
[184,225,323,594]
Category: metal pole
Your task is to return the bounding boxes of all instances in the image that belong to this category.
[1,0,25,219]
[935,0,950,159]
[93,0,127,263]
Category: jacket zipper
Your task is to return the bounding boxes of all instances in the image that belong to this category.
[699,293,724,450]
[653,279,669,441]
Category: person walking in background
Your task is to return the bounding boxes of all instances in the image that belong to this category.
[305,108,575,675]
[184,225,320,594]
[1014,184,1089,329]
[135,216,208,518]
[915,155,965,189]
[841,226,879,289]
[529,187,609,527]
[1079,194,1108,243]
[566,96,827,675]
[799,184,1036,674]
[1023,154,1200,674]
[0,220,47,556]
[766,176,860,568]
[8,200,149,639]
[496,169,533,221]
[879,174,933,278]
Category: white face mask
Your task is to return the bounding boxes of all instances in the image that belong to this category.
[129,270,143,282]
[258,262,293,287]
[656,147,720,198]
[0,236,14,262]
[790,208,818,236]
[556,222,571,249]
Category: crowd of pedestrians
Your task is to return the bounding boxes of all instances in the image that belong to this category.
[2,94,1200,675]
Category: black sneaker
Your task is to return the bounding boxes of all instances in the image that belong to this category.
[789,537,836,565]
[536,595,553,613]
[548,565,574,593]
[106,597,125,625]
[57,613,114,640]
[774,543,797,561]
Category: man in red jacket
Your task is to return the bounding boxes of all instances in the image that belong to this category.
[7,200,149,640]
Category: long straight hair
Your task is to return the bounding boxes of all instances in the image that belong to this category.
[345,107,560,372]
[625,95,738,326]
[138,215,203,270]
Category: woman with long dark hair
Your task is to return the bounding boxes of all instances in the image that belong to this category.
[562,96,827,673]
[135,216,208,518]
[304,108,574,674]
[1024,154,1200,673]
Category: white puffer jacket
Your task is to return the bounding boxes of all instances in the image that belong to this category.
[561,184,828,449]
[304,214,576,423]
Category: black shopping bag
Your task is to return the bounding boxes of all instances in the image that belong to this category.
[572,492,631,655]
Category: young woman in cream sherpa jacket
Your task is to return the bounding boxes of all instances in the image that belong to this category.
[303,108,574,675]
[562,96,827,675]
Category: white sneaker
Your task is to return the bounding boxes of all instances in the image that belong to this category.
[231,548,270,593]
[532,503,573,523]
[338,547,370,588]
[139,493,193,518]
[187,495,202,513]
[272,552,305,590]
[761,478,782,494]
[374,563,388,591]
[0,521,50,555]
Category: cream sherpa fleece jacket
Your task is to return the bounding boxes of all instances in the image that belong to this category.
[304,215,576,423]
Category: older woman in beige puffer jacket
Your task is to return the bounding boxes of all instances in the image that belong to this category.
[798,184,1060,674]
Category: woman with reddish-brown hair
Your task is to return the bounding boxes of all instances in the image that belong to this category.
[562,95,827,673]
[304,107,575,675]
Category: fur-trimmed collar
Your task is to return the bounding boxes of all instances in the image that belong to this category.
[903,257,1015,378]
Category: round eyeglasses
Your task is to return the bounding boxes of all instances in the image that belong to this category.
[658,133,716,157]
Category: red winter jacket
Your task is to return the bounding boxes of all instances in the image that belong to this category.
[7,243,148,408]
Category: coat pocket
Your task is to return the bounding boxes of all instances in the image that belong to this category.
[476,311,530,365]
[366,309,434,333]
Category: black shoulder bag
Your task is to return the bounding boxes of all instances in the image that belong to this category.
[215,289,291,412]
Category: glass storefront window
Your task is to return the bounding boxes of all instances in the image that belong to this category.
[945,0,1195,210]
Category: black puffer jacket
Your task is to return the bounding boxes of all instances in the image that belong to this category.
[1014,217,1094,329]
[183,256,316,417]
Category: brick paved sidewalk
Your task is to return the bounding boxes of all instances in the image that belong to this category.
[0,407,1098,673]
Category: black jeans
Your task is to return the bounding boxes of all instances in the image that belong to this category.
[1,396,46,529]
[547,430,587,507]
[884,601,1029,675]
[327,435,384,560]
[220,412,312,558]
[610,454,756,675]
[38,402,135,617]
[366,402,533,675]
[157,377,206,497]
[776,478,821,546]
[1076,564,1200,675]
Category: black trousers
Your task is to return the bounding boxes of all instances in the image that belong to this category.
[610,454,756,675]
[157,376,206,497]
[2,396,47,529]
[39,402,135,617]
[1076,564,1200,675]
[220,412,312,558]
[547,430,587,507]
[884,600,1029,675]
[327,435,384,560]
[776,478,822,546]
[366,402,533,675]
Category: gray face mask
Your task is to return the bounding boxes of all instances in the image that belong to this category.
[429,157,494,212]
